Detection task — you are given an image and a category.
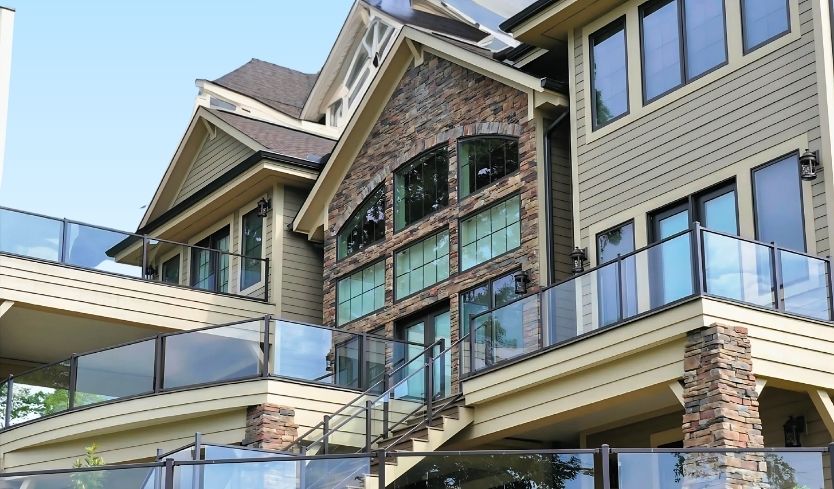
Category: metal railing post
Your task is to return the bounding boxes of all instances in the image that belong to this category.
[690,222,704,296]
[261,315,272,378]
[359,334,367,390]
[4,374,12,428]
[164,458,175,489]
[601,444,611,489]
[772,243,784,311]
[142,236,149,280]
[153,335,164,393]
[297,447,307,489]
[438,338,446,399]
[365,400,373,453]
[67,354,78,409]
[377,450,386,489]
[425,352,434,426]
[264,257,270,302]
[59,218,68,263]
[322,415,330,455]
[382,367,390,439]
[828,442,834,486]
[468,315,476,374]
[828,259,834,321]
[616,254,624,322]
[192,432,203,489]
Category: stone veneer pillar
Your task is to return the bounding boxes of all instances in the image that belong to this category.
[681,324,768,488]
[243,404,298,451]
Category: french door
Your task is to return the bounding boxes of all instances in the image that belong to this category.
[394,307,451,400]
[191,226,230,293]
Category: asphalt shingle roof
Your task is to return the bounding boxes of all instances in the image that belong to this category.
[208,109,335,166]
[212,59,317,118]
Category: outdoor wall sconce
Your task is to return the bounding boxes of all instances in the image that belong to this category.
[570,247,587,274]
[144,265,157,278]
[257,197,272,218]
[800,149,819,181]
[514,270,531,295]
[783,415,805,447]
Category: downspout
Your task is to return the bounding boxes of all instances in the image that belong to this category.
[543,107,569,285]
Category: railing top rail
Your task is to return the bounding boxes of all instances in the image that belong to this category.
[273,318,424,347]
[394,448,601,457]
[175,452,375,465]
[0,205,66,223]
[611,446,830,454]
[701,226,826,261]
[0,461,166,478]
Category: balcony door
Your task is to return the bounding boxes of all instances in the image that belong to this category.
[394,306,451,400]
[191,226,230,293]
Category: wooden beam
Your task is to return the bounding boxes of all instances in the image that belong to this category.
[669,381,685,407]
[755,378,767,395]
[808,389,834,439]
[0,300,13,320]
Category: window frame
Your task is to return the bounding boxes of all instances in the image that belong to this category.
[595,219,636,265]
[639,0,729,105]
[336,184,386,261]
[647,179,738,242]
[335,257,387,327]
[161,253,182,285]
[740,0,791,55]
[590,16,631,130]
[393,227,452,302]
[458,193,523,272]
[751,151,807,252]
[189,224,232,294]
[456,135,521,202]
[239,207,265,293]
[393,144,450,233]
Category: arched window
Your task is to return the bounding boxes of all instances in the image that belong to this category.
[337,185,385,260]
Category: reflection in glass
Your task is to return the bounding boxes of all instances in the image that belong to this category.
[702,190,737,235]
[597,222,635,326]
[684,0,727,79]
[273,321,335,383]
[753,154,805,252]
[0,467,162,489]
[472,295,538,369]
[641,0,682,100]
[780,250,831,320]
[591,19,628,127]
[64,223,142,276]
[337,185,385,260]
[742,0,790,52]
[458,137,519,198]
[74,339,155,407]
[10,361,71,425]
[703,231,775,308]
[394,147,449,230]
[0,208,62,260]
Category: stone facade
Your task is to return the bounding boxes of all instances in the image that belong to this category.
[243,404,298,450]
[322,53,540,387]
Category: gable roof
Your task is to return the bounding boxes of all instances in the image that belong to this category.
[208,109,335,166]
[212,59,318,118]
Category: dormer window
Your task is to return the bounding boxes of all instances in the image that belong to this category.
[327,18,394,127]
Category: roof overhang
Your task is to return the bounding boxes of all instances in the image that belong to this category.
[500,0,619,48]
[292,25,569,241]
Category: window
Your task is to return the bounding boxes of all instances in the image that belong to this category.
[337,186,385,260]
[161,255,180,285]
[394,147,449,231]
[458,137,519,198]
[394,230,450,300]
[590,17,629,129]
[460,195,521,271]
[741,0,790,53]
[459,271,521,333]
[191,226,230,293]
[640,0,727,102]
[241,208,263,290]
[648,181,738,241]
[336,261,385,326]
[753,153,805,251]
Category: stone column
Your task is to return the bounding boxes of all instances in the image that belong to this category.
[681,324,768,488]
[243,404,298,451]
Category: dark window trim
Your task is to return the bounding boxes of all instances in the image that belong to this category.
[393,144,450,234]
[334,256,388,328]
[751,150,807,252]
[639,0,729,105]
[393,227,452,303]
[740,0,792,55]
[647,178,738,243]
[590,15,630,130]
[336,184,386,262]
[190,224,231,292]
[456,135,521,203]
[595,219,636,265]
[240,206,265,291]
[457,192,523,273]
[161,253,181,285]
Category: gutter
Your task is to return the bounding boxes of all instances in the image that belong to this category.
[499,0,559,33]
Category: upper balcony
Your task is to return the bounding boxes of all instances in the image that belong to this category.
[0,206,275,329]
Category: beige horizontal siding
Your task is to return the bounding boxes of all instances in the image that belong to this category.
[173,130,255,206]
[281,186,324,324]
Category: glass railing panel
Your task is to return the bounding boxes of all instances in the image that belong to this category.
[618,451,825,489]
[0,379,7,429]
[333,334,361,390]
[0,466,162,489]
[0,208,63,261]
[272,321,340,385]
[74,339,156,407]
[64,222,143,277]
[9,361,71,425]
[366,336,388,392]
[162,321,263,390]
[392,343,429,401]
[704,230,775,309]
[644,232,694,310]
[387,452,596,488]
[432,343,452,399]
[174,457,371,489]
[203,444,286,460]
[144,237,186,286]
[471,294,540,370]
[780,249,832,320]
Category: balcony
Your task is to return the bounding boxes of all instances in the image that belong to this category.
[463,223,833,377]
[0,318,421,432]
[0,206,268,301]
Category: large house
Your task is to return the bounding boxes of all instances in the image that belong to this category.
[1,0,834,487]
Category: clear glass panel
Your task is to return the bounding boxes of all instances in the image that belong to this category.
[753,154,805,252]
[432,311,452,398]
[272,321,350,384]
[389,453,596,488]
[592,20,629,127]
[335,336,361,389]
[471,295,539,370]
[703,231,775,308]
[74,339,155,407]
[742,0,790,51]
[780,249,831,320]
[64,222,143,276]
[595,261,624,327]
[684,0,727,79]
[366,337,387,389]
[641,0,682,100]
[10,361,71,425]
[0,208,63,261]
[0,467,162,489]
[597,221,634,263]
[647,232,693,308]
[618,451,824,489]
[162,321,263,389]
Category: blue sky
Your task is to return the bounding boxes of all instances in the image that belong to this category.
[0,1,352,231]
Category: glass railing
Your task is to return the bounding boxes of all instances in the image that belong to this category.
[466,224,834,376]
[0,206,269,300]
[0,317,423,432]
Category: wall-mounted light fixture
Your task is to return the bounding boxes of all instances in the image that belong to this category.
[144,265,157,278]
[800,149,819,181]
[570,247,588,274]
[783,415,805,447]
[257,197,272,218]
[514,270,531,295]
